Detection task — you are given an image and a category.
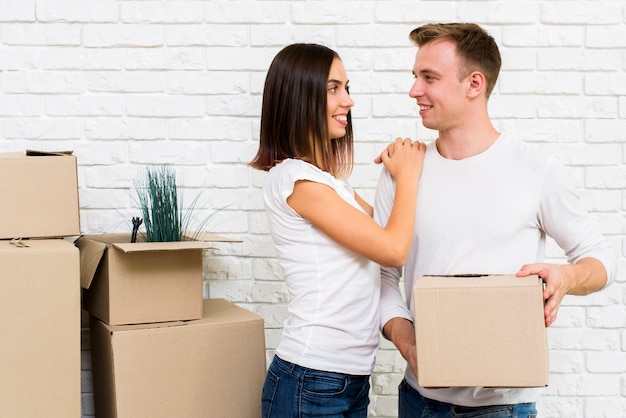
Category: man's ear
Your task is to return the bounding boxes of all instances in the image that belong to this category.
[466,71,486,98]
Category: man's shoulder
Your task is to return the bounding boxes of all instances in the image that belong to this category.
[501,136,556,167]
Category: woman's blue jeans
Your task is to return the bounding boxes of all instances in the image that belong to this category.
[399,379,537,418]
[261,355,370,418]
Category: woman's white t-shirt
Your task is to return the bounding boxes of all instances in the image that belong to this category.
[263,158,380,376]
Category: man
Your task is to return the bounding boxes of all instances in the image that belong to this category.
[374,23,616,418]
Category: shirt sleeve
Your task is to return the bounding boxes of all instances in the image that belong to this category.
[373,168,413,333]
[538,157,616,289]
[273,160,337,209]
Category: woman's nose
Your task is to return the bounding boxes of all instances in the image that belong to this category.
[343,93,354,107]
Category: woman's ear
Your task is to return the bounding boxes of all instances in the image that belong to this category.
[466,71,486,98]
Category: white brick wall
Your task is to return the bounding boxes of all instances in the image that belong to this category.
[1,1,624,416]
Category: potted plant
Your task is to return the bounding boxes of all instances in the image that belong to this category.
[132,164,218,243]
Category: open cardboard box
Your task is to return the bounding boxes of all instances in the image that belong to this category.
[413,274,548,388]
[77,232,240,326]
[0,238,80,416]
[90,298,265,418]
[0,150,80,239]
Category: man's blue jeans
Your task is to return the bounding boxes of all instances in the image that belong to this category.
[399,379,537,418]
[261,355,370,418]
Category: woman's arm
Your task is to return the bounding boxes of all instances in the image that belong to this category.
[287,138,424,267]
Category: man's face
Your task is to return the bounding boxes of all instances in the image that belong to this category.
[408,39,471,132]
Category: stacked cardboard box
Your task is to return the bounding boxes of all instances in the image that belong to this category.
[78,214,266,417]
[0,151,81,417]
[89,299,266,418]
[0,150,80,240]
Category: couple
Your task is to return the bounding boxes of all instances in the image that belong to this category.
[249,22,615,418]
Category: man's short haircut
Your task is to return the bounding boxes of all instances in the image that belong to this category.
[410,23,501,98]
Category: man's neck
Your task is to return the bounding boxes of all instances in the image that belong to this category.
[435,124,500,160]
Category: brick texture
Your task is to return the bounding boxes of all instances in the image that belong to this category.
[1,1,624,417]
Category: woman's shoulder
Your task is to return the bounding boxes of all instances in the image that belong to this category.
[270,158,335,183]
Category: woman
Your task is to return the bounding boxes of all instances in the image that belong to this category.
[249,43,425,417]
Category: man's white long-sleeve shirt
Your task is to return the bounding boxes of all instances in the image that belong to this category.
[374,135,616,406]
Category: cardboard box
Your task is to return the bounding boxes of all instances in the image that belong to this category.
[78,232,238,325]
[90,298,266,418]
[413,274,548,388]
[0,238,81,416]
[0,150,80,239]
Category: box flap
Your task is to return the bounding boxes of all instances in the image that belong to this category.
[190,231,242,243]
[0,150,73,158]
[98,299,262,332]
[416,274,541,289]
[80,233,213,251]
[199,298,264,325]
[77,232,239,287]
[80,232,239,253]
[112,240,214,253]
[75,236,108,289]
[25,149,74,156]
[101,319,188,333]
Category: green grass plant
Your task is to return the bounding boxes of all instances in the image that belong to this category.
[134,165,217,242]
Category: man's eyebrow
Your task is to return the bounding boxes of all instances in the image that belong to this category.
[411,68,441,77]
[414,68,439,76]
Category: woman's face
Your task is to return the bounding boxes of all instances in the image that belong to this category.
[326,58,354,139]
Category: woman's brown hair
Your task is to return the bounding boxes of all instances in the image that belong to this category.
[249,43,354,178]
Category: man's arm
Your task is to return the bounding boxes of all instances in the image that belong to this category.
[525,157,616,327]
[382,317,418,378]
[517,257,607,327]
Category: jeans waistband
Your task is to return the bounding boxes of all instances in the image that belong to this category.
[273,355,369,379]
